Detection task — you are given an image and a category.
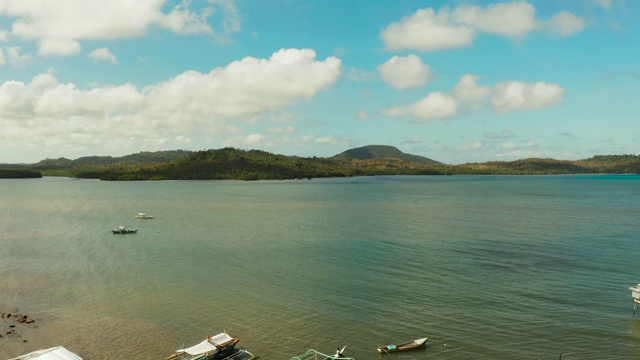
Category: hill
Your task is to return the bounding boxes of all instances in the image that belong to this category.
[334,145,443,165]
[2,147,639,181]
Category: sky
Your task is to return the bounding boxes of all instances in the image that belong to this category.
[0,0,638,165]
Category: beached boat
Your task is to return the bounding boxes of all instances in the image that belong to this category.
[377,337,428,354]
[111,226,137,234]
[290,348,354,360]
[134,212,154,219]
[165,332,257,360]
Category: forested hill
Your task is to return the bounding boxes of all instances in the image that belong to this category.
[77,147,443,181]
[334,145,443,165]
[2,147,640,181]
[30,150,193,168]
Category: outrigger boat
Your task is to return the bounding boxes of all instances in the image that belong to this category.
[165,332,257,360]
[290,348,354,360]
[377,337,428,354]
[111,226,137,234]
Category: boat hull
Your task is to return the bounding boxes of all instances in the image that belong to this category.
[377,337,428,354]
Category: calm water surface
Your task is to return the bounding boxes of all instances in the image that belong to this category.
[1,175,639,359]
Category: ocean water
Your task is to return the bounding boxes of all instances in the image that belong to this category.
[1,175,639,360]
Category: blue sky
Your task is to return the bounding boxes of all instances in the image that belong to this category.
[0,0,637,164]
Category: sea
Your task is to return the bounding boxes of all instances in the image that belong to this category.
[1,175,639,360]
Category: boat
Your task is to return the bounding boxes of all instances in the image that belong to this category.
[290,348,355,360]
[8,346,82,360]
[134,212,154,219]
[111,226,138,234]
[165,332,257,360]
[377,337,428,354]
[630,283,640,315]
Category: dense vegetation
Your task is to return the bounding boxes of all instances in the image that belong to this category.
[2,147,639,181]
[334,145,443,165]
[0,169,43,178]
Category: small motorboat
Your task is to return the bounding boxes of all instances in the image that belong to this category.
[111,226,138,234]
[134,212,154,219]
[377,337,428,354]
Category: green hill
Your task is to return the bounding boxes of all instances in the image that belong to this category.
[334,145,443,165]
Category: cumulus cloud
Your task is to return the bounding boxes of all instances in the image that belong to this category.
[382,74,564,121]
[380,1,585,51]
[0,0,230,56]
[89,47,118,64]
[380,8,475,51]
[378,54,432,90]
[383,92,458,121]
[451,74,492,104]
[0,48,341,153]
[543,12,585,36]
[491,81,564,114]
[452,1,537,39]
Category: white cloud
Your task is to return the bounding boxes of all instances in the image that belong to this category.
[7,46,34,66]
[452,1,538,39]
[89,47,118,64]
[0,48,341,153]
[380,8,475,51]
[378,54,432,90]
[491,81,564,114]
[0,0,222,56]
[451,74,492,104]
[380,2,585,52]
[0,48,4,65]
[383,74,564,121]
[0,31,7,41]
[544,12,585,36]
[596,0,612,9]
[383,92,458,121]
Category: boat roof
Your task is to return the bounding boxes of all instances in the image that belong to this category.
[8,346,82,360]
[176,332,235,355]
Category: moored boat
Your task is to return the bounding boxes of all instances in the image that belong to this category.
[290,348,355,360]
[111,226,137,234]
[377,337,428,354]
[8,346,82,360]
[165,332,257,360]
[134,212,154,219]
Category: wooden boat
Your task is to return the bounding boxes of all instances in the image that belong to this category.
[134,212,154,219]
[112,226,137,234]
[290,348,354,360]
[377,337,428,354]
[165,332,257,360]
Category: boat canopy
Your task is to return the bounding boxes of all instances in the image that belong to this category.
[176,332,235,355]
[8,346,82,360]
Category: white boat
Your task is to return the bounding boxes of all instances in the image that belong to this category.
[112,226,138,234]
[166,332,257,360]
[8,346,82,360]
[290,349,355,360]
[134,212,154,219]
[377,337,428,354]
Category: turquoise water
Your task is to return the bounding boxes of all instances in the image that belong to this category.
[1,175,639,359]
